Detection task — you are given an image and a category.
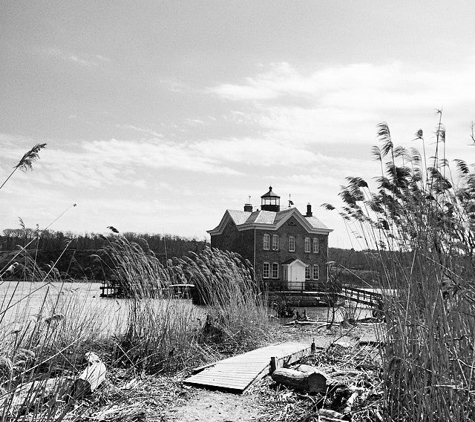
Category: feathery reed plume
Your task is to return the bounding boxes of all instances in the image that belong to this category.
[326,114,475,420]
[0,143,47,191]
[15,143,47,172]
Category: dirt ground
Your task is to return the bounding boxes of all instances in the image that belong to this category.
[163,389,261,422]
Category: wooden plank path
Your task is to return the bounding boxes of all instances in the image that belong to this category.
[184,342,313,393]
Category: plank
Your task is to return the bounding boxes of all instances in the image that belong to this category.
[185,341,312,393]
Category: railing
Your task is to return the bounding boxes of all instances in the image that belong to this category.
[339,286,383,308]
[264,282,384,308]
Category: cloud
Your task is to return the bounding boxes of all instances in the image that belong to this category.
[0,136,242,196]
[95,54,111,62]
[190,137,320,167]
[115,124,163,138]
[82,139,240,176]
[209,62,310,101]
[43,48,100,67]
[208,60,475,154]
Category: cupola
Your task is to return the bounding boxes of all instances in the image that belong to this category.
[261,186,280,212]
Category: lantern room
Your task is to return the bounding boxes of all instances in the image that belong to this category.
[261,186,280,212]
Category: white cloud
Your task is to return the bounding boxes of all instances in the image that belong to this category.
[115,124,163,138]
[190,137,320,167]
[82,139,240,176]
[209,60,475,156]
[0,137,243,197]
[43,48,98,67]
[95,54,111,62]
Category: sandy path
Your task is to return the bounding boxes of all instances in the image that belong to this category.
[163,389,261,422]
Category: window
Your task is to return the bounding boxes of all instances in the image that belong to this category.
[282,266,288,281]
[313,264,320,280]
[263,262,270,279]
[305,266,310,280]
[305,237,311,253]
[313,238,319,253]
[263,234,270,250]
[289,236,295,252]
[272,235,279,251]
[272,262,279,279]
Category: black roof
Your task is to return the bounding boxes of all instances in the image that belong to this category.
[261,186,280,199]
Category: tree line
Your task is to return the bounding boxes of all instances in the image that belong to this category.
[0,228,208,281]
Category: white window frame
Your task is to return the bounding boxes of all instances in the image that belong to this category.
[272,262,279,279]
[263,234,270,250]
[289,236,295,252]
[313,237,319,253]
[313,264,319,280]
[304,237,311,253]
[263,262,270,279]
[305,266,310,280]
[272,234,279,251]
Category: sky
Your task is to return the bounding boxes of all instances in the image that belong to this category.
[1,0,475,249]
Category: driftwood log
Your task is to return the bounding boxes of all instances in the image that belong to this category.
[271,367,328,393]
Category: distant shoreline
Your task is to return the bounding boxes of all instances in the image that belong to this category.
[0,279,104,284]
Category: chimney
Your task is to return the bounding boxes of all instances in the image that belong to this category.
[306,203,312,217]
[244,203,253,212]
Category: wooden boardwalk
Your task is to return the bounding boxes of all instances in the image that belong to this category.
[338,286,383,308]
[184,341,313,393]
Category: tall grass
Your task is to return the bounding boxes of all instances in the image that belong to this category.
[328,114,475,420]
[100,236,271,368]
[179,247,270,352]
[0,237,270,420]
[0,144,271,419]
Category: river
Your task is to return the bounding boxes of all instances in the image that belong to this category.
[0,281,375,329]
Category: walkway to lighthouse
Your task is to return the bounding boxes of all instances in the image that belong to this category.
[184,341,315,393]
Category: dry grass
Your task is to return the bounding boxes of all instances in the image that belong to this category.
[0,236,273,421]
[331,115,475,421]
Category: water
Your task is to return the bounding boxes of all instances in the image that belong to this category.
[0,281,376,330]
[277,305,374,324]
[0,281,120,328]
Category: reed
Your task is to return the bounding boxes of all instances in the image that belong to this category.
[99,237,270,371]
[328,114,475,420]
[178,247,270,352]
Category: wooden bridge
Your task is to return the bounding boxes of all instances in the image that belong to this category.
[338,286,383,308]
